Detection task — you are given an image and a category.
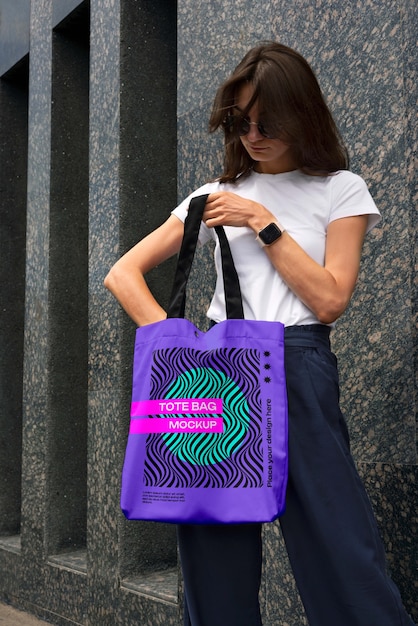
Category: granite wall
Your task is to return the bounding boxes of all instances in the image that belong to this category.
[0,0,416,624]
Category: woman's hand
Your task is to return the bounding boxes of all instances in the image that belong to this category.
[204,192,274,233]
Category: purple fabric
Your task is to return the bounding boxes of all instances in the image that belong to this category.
[121,317,288,524]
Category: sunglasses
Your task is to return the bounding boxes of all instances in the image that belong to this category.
[225,114,277,139]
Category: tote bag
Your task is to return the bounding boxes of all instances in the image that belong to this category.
[121,194,288,524]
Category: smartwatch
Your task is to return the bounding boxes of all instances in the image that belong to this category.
[256,222,284,247]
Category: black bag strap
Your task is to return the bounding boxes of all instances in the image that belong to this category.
[167,194,244,320]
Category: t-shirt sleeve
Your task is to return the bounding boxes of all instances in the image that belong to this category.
[171,182,218,245]
[329,171,381,233]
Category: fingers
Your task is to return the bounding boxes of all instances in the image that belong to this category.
[205,191,228,210]
[204,192,269,230]
[203,192,229,224]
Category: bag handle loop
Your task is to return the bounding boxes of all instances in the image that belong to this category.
[167,194,244,320]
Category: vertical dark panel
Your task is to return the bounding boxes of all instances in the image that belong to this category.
[119,0,178,578]
[47,2,89,553]
[0,59,29,535]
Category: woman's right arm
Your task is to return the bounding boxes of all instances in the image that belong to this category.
[104,214,185,326]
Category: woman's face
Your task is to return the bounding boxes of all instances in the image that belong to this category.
[235,83,297,175]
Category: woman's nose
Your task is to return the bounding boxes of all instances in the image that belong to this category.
[246,121,263,140]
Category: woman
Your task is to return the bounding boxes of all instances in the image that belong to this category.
[105,43,414,626]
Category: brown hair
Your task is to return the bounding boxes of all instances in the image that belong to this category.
[209,42,349,182]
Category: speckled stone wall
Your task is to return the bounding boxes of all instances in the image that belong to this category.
[178,0,417,624]
[0,0,416,625]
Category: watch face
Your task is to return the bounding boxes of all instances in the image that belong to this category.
[260,223,282,245]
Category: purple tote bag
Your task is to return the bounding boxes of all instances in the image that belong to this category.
[121,194,288,524]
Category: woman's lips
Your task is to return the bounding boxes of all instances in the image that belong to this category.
[247,144,267,152]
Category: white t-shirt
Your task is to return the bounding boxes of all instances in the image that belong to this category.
[172,169,381,327]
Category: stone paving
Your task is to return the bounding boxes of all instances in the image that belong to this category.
[0,603,52,625]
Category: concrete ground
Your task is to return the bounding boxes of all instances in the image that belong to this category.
[0,603,52,625]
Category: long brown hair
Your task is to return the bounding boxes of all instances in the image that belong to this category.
[209,42,349,182]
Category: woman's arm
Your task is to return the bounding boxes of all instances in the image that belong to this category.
[104,214,185,326]
[264,216,368,324]
[204,192,368,325]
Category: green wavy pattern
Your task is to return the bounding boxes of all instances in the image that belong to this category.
[161,367,249,466]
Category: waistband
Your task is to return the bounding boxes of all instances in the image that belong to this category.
[209,320,331,349]
[285,324,331,348]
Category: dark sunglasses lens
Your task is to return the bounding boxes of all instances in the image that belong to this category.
[258,123,270,138]
[237,118,250,135]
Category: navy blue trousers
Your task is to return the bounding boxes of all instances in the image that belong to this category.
[178,325,415,626]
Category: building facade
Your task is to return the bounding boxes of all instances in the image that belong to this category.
[0,0,416,624]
